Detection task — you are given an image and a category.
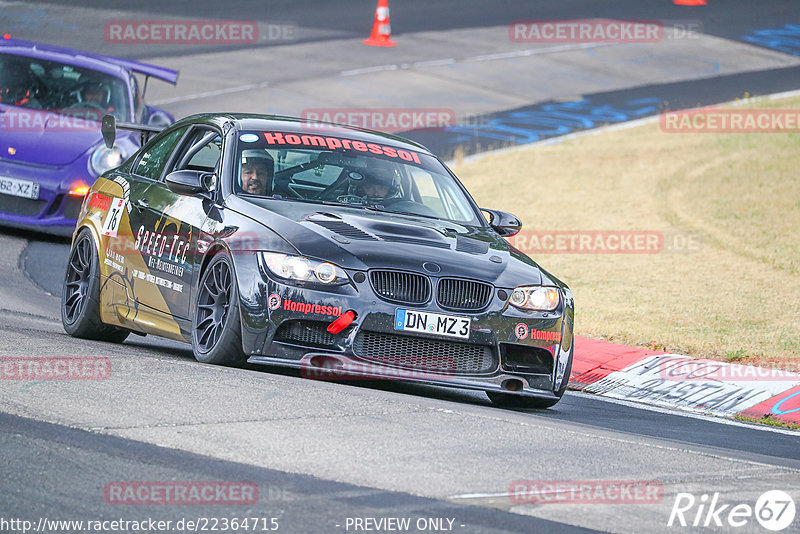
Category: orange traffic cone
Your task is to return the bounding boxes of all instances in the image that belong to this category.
[363,0,396,47]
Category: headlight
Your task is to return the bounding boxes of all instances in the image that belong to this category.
[260,252,349,285]
[89,145,125,176]
[509,286,560,311]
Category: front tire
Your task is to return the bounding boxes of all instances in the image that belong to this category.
[192,253,246,365]
[61,228,129,343]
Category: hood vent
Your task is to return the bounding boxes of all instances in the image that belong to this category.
[456,237,490,255]
[311,219,377,240]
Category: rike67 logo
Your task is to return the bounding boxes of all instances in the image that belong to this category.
[669,490,796,531]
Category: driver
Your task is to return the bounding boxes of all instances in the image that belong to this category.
[79,81,110,109]
[351,165,401,205]
[239,150,274,195]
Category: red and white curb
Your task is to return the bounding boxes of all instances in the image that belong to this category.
[570,337,800,426]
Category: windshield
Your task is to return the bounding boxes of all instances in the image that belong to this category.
[0,51,131,122]
[234,130,481,224]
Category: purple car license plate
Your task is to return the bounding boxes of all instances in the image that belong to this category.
[0,176,40,200]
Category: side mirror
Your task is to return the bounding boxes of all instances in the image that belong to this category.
[165,170,215,197]
[147,108,173,128]
[482,208,522,237]
[101,114,116,149]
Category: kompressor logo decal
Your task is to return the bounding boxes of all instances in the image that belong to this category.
[262,132,422,164]
[283,298,342,317]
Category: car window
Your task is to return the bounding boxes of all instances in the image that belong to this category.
[134,126,188,180]
[0,51,131,122]
[170,128,222,176]
[233,131,481,224]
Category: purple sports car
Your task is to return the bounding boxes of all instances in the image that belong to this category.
[0,37,178,235]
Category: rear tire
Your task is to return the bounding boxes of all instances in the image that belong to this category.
[487,346,573,409]
[191,253,246,365]
[61,228,129,343]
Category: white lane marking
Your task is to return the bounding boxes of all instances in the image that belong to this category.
[340,43,614,77]
[150,81,270,105]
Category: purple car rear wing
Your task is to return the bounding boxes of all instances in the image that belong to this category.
[0,36,179,85]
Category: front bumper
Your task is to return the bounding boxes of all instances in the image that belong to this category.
[0,157,88,236]
[235,254,574,398]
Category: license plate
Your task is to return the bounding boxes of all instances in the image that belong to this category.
[0,176,39,200]
[394,309,470,339]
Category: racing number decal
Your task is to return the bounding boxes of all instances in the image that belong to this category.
[101,198,124,237]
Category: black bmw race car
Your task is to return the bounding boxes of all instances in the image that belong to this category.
[61,113,574,408]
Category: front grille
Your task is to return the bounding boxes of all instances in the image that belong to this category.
[370,270,431,305]
[0,193,47,217]
[274,320,336,348]
[437,278,493,311]
[354,330,496,375]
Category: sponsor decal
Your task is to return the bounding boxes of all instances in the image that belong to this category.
[267,293,281,310]
[101,198,124,237]
[514,323,529,340]
[134,225,190,265]
[147,255,184,278]
[283,298,342,317]
[111,176,132,213]
[104,481,258,505]
[262,132,422,164]
[529,330,562,343]
[104,247,125,266]
[89,192,113,211]
[508,480,663,504]
[1,356,111,380]
[131,269,183,293]
[514,324,560,342]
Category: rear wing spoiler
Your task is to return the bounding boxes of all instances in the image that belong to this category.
[102,114,164,148]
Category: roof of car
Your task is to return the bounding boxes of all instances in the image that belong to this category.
[0,37,178,84]
[171,113,434,155]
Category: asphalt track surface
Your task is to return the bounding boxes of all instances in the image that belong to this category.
[2,1,800,533]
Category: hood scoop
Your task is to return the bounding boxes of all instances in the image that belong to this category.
[456,236,490,255]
